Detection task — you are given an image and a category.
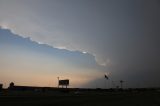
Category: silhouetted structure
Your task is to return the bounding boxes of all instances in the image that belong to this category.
[0,84,3,90]
[104,74,109,88]
[57,77,60,88]
[104,74,109,80]
[120,80,124,89]
[6,82,159,94]
[9,82,14,88]
[8,82,55,92]
[59,79,69,88]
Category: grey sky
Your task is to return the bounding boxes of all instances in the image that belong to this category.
[0,0,160,87]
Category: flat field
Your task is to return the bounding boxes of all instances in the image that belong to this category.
[0,90,160,106]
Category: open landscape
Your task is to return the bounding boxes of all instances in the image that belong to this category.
[0,0,160,106]
[0,88,160,106]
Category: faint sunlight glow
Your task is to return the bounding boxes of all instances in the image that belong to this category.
[82,51,87,54]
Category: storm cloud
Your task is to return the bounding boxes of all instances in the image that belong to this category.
[0,0,160,87]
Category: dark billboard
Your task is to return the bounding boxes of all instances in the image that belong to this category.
[59,80,69,86]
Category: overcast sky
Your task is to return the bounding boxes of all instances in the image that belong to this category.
[0,0,160,88]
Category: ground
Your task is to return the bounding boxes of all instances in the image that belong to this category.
[0,90,160,106]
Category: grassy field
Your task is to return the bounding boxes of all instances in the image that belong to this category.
[0,90,160,106]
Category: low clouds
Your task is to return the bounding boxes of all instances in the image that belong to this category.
[0,0,160,87]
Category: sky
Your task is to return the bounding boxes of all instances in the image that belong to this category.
[0,0,160,88]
